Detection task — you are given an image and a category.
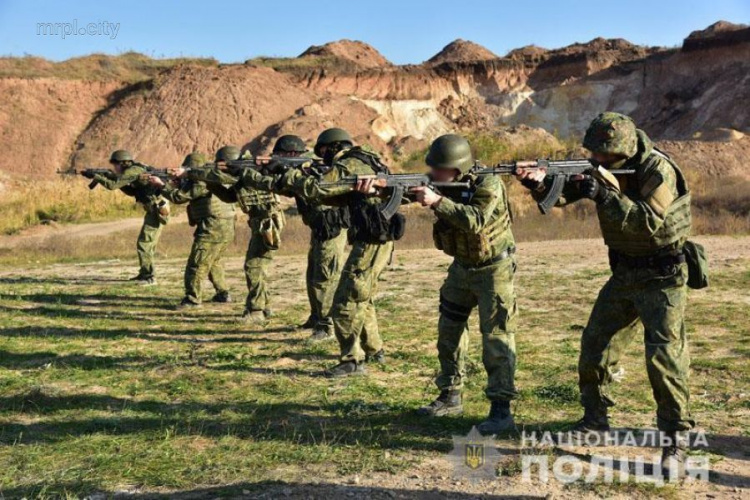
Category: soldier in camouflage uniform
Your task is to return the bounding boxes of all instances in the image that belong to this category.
[148,152,236,308]
[243,135,349,341]
[517,112,694,474]
[174,144,285,323]
[87,149,169,285]
[240,128,394,377]
[412,135,519,434]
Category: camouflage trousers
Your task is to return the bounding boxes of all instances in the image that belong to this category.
[579,262,694,432]
[184,217,235,304]
[333,240,394,362]
[306,231,348,332]
[244,214,281,312]
[436,257,519,401]
[136,210,167,278]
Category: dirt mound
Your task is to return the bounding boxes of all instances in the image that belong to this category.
[70,65,316,169]
[506,45,548,61]
[683,20,750,51]
[427,39,498,64]
[0,78,121,178]
[299,40,391,68]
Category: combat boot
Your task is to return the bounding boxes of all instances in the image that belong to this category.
[416,390,463,417]
[299,315,318,329]
[211,291,232,303]
[241,309,267,324]
[264,309,274,318]
[571,407,611,434]
[175,298,199,310]
[139,276,157,286]
[661,431,689,481]
[324,361,366,378]
[309,328,334,342]
[365,349,385,364]
[477,400,516,435]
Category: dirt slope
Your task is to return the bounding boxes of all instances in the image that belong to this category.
[1,21,749,180]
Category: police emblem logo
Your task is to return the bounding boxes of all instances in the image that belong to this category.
[464,442,485,469]
[448,426,502,482]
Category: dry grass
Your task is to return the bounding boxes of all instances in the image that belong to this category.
[0,52,217,82]
[0,180,142,235]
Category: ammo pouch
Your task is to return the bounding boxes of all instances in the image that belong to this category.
[683,240,709,289]
[350,204,405,244]
[310,207,351,242]
[258,211,285,250]
[432,219,504,265]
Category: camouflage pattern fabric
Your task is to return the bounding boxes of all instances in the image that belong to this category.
[244,211,283,313]
[583,111,638,158]
[431,173,518,401]
[553,123,694,432]
[94,163,169,278]
[306,231,348,333]
[184,217,234,304]
[333,240,393,362]
[578,262,694,431]
[136,211,164,279]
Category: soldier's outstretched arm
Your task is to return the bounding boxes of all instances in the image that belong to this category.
[93,168,141,190]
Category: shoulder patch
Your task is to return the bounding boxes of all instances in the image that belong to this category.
[642,174,675,216]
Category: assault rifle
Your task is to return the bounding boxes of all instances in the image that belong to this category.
[221,156,320,175]
[471,159,636,214]
[320,173,470,219]
[57,168,116,189]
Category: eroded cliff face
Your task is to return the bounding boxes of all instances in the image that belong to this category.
[1,23,748,179]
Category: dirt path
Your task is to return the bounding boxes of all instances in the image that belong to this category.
[0,214,188,250]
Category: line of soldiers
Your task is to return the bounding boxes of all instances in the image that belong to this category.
[85,112,696,478]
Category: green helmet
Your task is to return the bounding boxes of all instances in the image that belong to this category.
[215,145,241,162]
[583,112,638,158]
[425,134,474,174]
[314,128,353,157]
[182,152,207,168]
[273,135,307,154]
[109,149,133,163]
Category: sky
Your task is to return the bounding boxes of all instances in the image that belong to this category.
[0,0,748,65]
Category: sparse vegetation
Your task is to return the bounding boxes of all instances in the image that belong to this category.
[0,237,746,497]
[0,51,218,82]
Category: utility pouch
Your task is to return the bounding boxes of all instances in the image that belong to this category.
[683,240,709,289]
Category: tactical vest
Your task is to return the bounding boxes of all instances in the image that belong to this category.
[432,175,513,266]
[187,188,236,226]
[598,152,691,256]
[236,187,280,216]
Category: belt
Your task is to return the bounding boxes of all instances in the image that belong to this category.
[463,246,516,269]
[611,251,685,269]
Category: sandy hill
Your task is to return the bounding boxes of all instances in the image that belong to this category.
[1,21,749,181]
[427,39,498,64]
[298,40,391,68]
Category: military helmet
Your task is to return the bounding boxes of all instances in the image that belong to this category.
[109,149,133,163]
[583,112,638,158]
[314,128,353,157]
[182,152,207,168]
[425,134,474,174]
[215,145,241,162]
[273,135,307,154]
